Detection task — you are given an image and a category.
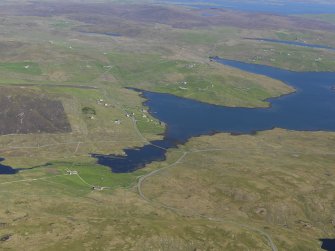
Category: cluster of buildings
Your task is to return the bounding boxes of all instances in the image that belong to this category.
[97,98,110,107]
[66,170,109,191]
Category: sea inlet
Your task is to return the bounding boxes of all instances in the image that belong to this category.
[2,58,334,174]
[92,57,335,173]
[1,57,335,249]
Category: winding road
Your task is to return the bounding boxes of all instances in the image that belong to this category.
[132,114,278,251]
[0,66,279,250]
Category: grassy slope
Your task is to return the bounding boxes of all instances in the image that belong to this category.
[141,129,335,251]
[1,129,334,250]
[159,26,335,72]
[297,14,335,24]
[106,52,293,107]
[0,3,334,250]
[0,12,296,171]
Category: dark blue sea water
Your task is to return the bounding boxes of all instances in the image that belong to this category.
[245,38,335,51]
[0,158,18,175]
[162,0,335,15]
[1,56,335,250]
[321,239,335,251]
[79,31,122,37]
[2,58,335,175]
[91,57,335,173]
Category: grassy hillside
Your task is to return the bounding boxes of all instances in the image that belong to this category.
[141,129,335,251]
[0,1,334,250]
[1,129,334,250]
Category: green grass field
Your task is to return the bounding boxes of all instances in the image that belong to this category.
[0,62,41,75]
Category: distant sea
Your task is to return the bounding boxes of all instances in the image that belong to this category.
[162,0,335,15]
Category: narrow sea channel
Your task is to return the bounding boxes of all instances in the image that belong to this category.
[2,58,335,175]
[92,57,335,173]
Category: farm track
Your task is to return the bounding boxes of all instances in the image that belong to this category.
[127,109,279,251]
[136,148,278,251]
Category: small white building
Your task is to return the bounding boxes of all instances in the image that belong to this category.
[67,170,78,175]
[92,186,105,191]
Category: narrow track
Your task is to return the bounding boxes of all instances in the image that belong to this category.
[137,148,278,251]
[0,67,279,250]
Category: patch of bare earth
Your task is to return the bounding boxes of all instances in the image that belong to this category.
[0,87,71,135]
